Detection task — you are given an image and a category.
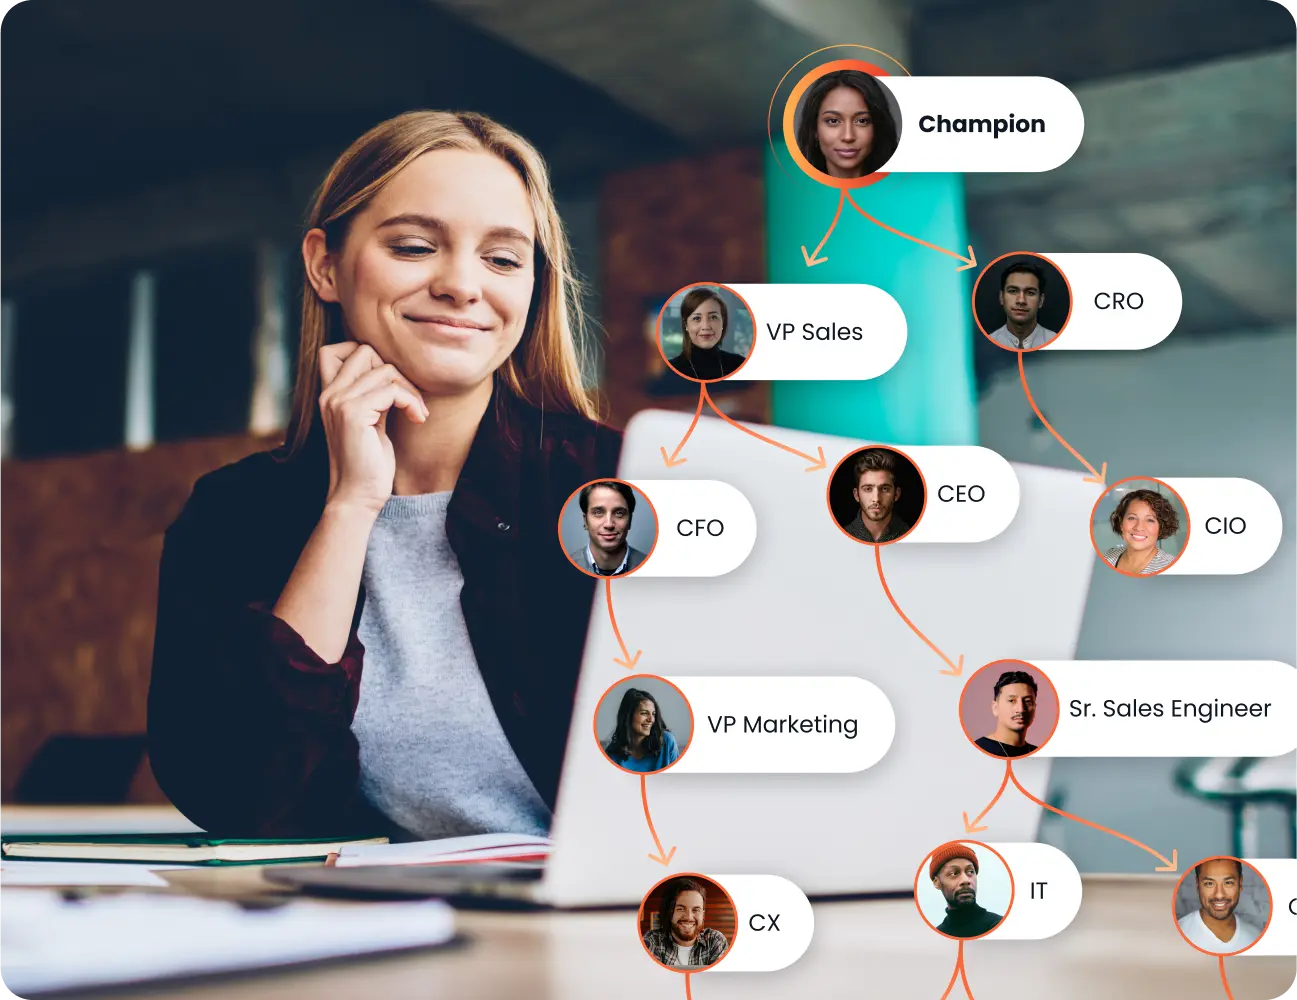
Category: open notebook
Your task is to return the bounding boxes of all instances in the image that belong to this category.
[335,832,551,867]
[2,890,454,995]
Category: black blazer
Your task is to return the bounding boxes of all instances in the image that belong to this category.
[147,390,621,837]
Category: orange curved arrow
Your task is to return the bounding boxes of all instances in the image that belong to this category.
[1008,766,1177,870]
[661,386,706,467]
[605,578,641,669]
[684,972,694,1000]
[963,761,1011,833]
[702,386,826,471]
[938,943,964,1000]
[1018,353,1107,485]
[845,193,977,270]
[874,546,964,675]
[801,189,844,266]
[1218,957,1235,1000]
[642,775,677,866]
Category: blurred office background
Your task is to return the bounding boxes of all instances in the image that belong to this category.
[1,0,1293,870]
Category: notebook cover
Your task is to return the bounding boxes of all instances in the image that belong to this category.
[1,835,387,865]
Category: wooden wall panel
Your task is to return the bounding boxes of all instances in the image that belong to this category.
[1,434,278,801]
[599,147,769,429]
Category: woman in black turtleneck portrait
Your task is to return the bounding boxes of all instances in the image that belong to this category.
[667,286,749,381]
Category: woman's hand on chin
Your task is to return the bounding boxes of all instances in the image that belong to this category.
[318,342,429,515]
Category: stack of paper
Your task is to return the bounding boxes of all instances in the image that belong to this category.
[2,890,454,994]
[336,832,552,867]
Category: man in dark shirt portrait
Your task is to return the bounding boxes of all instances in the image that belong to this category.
[929,842,1004,938]
[843,448,912,543]
[973,669,1039,758]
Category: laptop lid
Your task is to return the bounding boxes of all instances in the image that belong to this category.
[538,409,1097,907]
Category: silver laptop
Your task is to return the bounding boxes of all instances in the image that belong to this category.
[272,409,1097,906]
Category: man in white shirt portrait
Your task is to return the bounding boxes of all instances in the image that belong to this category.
[987,260,1060,351]
[1177,857,1266,954]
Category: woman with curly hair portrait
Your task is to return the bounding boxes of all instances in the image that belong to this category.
[1103,487,1183,576]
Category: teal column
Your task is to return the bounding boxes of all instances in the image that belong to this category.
[765,146,978,446]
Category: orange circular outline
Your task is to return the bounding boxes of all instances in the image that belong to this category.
[971,251,1074,352]
[781,59,899,190]
[913,840,1016,941]
[558,478,661,580]
[1171,856,1274,957]
[636,871,737,973]
[1088,476,1192,578]
[958,659,1061,761]
[762,44,907,181]
[766,44,910,182]
[591,673,695,776]
[655,282,758,383]
[825,444,928,546]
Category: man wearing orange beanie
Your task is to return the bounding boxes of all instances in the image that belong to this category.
[928,842,1004,938]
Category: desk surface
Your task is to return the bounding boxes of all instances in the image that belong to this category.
[5,865,1289,1000]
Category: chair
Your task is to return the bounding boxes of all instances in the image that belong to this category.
[1174,756,1297,858]
[14,734,147,804]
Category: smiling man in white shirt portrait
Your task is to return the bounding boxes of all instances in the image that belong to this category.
[1177,858,1265,954]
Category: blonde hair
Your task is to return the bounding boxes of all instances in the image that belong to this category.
[282,110,596,456]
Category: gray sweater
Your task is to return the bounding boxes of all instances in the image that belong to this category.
[350,491,550,840]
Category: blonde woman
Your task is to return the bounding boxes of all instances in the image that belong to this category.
[149,112,619,839]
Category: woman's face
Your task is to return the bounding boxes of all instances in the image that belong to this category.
[632,699,656,738]
[1120,499,1162,553]
[315,148,537,395]
[816,85,874,178]
[685,297,725,349]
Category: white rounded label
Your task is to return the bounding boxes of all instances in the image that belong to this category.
[822,443,1020,544]
[661,676,895,774]
[1037,253,1182,351]
[981,842,1082,941]
[1158,478,1283,575]
[628,480,756,577]
[1237,858,1297,957]
[722,283,906,381]
[882,77,1083,173]
[708,874,813,972]
[1034,661,1297,758]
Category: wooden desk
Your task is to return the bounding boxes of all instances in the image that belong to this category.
[0,804,201,836]
[11,867,1289,1000]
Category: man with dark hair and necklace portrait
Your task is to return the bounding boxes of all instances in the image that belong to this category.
[973,670,1038,758]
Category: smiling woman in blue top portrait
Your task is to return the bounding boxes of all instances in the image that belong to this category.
[602,688,680,773]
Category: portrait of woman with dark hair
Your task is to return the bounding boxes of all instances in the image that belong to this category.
[602,687,680,773]
[1103,488,1183,575]
[667,287,747,381]
[148,110,621,841]
[795,69,900,179]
